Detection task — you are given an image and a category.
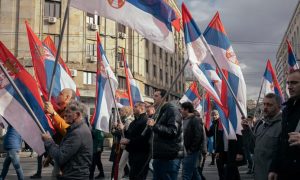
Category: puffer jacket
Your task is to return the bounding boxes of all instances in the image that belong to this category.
[152,103,184,160]
[183,115,204,153]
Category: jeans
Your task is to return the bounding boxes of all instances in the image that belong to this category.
[182,151,201,180]
[0,149,24,180]
[153,159,180,180]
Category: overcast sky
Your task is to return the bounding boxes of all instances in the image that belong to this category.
[177,0,299,99]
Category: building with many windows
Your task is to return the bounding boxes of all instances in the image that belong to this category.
[275,1,300,95]
[0,0,185,115]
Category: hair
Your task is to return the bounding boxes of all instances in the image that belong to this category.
[67,100,87,117]
[264,93,282,107]
[63,88,76,100]
[181,102,194,113]
[135,101,146,109]
[289,69,300,75]
[211,110,219,115]
[120,106,133,117]
[155,89,168,101]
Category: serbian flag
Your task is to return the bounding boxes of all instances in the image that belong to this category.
[71,0,178,53]
[286,39,299,72]
[203,12,247,135]
[43,36,80,97]
[180,81,201,109]
[116,89,130,107]
[25,21,77,104]
[122,49,143,107]
[263,59,284,103]
[181,3,222,106]
[0,41,54,155]
[91,33,118,132]
[203,93,211,130]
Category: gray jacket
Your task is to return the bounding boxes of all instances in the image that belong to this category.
[45,121,93,180]
[253,112,282,180]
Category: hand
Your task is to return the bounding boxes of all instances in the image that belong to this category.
[44,102,55,115]
[241,117,253,128]
[117,123,125,130]
[41,132,52,142]
[120,138,130,145]
[147,118,155,127]
[215,153,220,159]
[236,154,243,161]
[268,172,278,180]
[43,156,51,167]
[288,132,300,147]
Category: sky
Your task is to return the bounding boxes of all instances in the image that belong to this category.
[177,0,299,100]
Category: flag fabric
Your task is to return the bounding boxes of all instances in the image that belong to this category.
[91,33,118,132]
[43,36,80,97]
[203,93,211,130]
[122,48,143,107]
[203,12,247,135]
[263,59,284,103]
[180,81,201,109]
[25,21,77,103]
[0,41,54,155]
[181,3,222,106]
[71,0,178,53]
[116,89,130,107]
[286,39,299,72]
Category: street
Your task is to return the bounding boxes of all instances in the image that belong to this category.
[0,149,254,180]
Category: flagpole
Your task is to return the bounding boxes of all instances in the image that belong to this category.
[253,77,264,118]
[200,36,246,118]
[141,59,189,136]
[0,63,46,134]
[48,0,71,101]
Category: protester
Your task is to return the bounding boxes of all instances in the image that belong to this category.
[0,125,24,180]
[147,89,184,180]
[241,114,254,175]
[42,100,93,180]
[269,69,300,180]
[121,102,151,180]
[180,102,204,180]
[89,128,105,179]
[146,105,155,118]
[242,93,282,180]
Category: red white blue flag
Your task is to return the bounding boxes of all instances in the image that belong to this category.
[180,81,202,111]
[116,89,130,107]
[0,41,54,155]
[263,59,284,103]
[71,0,179,53]
[91,33,118,132]
[25,21,77,104]
[286,39,299,72]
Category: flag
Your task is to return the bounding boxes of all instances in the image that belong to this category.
[263,59,284,103]
[43,36,80,97]
[203,93,211,130]
[25,21,77,103]
[286,39,299,72]
[181,3,222,105]
[203,12,247,135]
[116,89,130,107]
[180,81,201,109]
[91,33,118,132]
[71,0,178,53]
[122,48,143,107]
[0,41,54,155]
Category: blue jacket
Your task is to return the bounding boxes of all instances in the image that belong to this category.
[3,125,22,151]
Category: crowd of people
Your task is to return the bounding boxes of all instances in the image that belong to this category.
[0,70,299,180]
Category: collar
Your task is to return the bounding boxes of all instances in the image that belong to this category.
[264,112,282,125]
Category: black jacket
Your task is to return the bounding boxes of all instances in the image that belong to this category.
[206,119,224,153]
[45,121,93,180]
[152,103,184,160]
[125,113,150,153]
[183,115,204,153]
[270,97,300,174]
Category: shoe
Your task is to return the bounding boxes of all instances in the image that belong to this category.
[95,173,105,179]
[30,174,42,179]
[246,170,253,174]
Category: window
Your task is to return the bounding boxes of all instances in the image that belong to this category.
[153,65,157,77]
[86,13,99,25]
[160,69,163,80]
[165,53,168,66]
[146,60,149,74]
[118,77,126,89]
[86,43,96,56]
[145,39,149,48]
[159,48,162,58]
[44,0,61,17]
[118,23,126,33]
[53,35,60,49]
[83,71,97,85]
[175,61,177,73]
[145,84,150,96]
[165,72,168,84]
[170,57,173,67]
[153,44,156,54]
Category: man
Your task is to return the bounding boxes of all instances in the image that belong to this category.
[269,69,300,180]
[42,100,93,180]
[206,110,225,180]
[0,125,24,180]
[180,102,204,180]
[147,89,184,180]
[120,102,151,180]
[146,105,155,118]
[242,93,282,180]
[30,88,76,179]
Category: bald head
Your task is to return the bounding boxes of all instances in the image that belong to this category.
[57,88,76,108]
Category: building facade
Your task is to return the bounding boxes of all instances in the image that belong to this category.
[275,1,300,95]
[0,0,185,116]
